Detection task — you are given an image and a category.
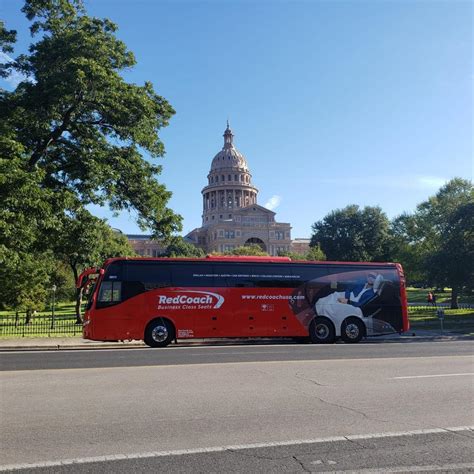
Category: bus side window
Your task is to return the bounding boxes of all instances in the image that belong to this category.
[124,262,172,296]
[98,281,122,303]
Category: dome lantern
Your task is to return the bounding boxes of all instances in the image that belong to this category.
[223,120,234,149]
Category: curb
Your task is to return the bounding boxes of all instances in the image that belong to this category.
[1,334,473,351]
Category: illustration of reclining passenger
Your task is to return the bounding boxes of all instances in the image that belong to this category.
[315,272,384,322]
[337,271,382,307]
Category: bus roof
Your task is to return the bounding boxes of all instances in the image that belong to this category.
[101,256,399,267]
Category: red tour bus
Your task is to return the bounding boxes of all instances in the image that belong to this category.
[78,256,409,347]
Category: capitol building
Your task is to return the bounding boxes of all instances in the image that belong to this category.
[127,124,309,256]
[185,123,292,255]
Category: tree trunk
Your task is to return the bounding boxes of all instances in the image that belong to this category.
[25,308,32,325]
[450,287,459,309]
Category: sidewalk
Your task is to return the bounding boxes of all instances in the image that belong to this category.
[0,337,146,351]
[0,330,472,351]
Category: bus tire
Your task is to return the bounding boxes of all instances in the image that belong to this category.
[309,317,336,344]
[144,318,175,348]
[340,317,365,343]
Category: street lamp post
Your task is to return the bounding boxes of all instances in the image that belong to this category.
[51,284,57,330]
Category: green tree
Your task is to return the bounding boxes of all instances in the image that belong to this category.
[53,211,135,323]
[277,245,326,261]
[388,213,429,285]
[1,0,181,238]
[225,244,269,256]
[1,0,181,310]
[51,260,76,302]
[164,237,205,258]
[394,178,473,308]
[306,244,326,261]
[0,250,55,322]
[310,205,391,262]
[0,20,16,53]
[426,201,474,306]
[0,157,61,317]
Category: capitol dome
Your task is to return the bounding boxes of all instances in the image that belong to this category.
[210,123,249,171]
[201,123,258,226]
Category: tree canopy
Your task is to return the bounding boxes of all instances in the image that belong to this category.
[220,244,269,256]
[163,237,206,258]
[0,0,181,312]
[310,205,390,262]
[391,178,473,307]
[1,0,181,237]
[277,245,326,261]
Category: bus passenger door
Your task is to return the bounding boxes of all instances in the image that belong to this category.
[94,277,139,340]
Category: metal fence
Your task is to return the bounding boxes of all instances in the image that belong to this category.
[408,303,474,310]
[1,304,472,338]
[0,316,83,337]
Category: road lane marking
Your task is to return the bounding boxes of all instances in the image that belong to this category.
[318,462,474,473]
[392,373,474,379]
[0,426,472,472]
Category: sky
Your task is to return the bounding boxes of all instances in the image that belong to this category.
[1,0,472,238]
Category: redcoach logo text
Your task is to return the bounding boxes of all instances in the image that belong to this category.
[159,295,212,305]
[157,291,224,310]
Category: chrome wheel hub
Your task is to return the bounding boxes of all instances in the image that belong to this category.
[315,324,329,339]
[151,325,168,343]
[345,323,359,339]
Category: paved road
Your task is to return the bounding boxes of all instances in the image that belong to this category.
[1,341,473,472]
[2,430,474,473]
[1,340,473,371]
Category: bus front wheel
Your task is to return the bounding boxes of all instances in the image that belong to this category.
[341,317,365,343]
[144,319,175,348]
[309,317,336,344]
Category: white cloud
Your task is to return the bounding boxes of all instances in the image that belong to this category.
[0,52,28,89]
[417,176,447,189]
[264,195,282,211]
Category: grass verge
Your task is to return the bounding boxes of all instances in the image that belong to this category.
[408,308,474,335]
[406,287,474,305]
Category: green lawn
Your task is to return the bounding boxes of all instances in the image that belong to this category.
[406,287,474,304]
[408,307,474,335]
[0,301,81,319]
[0,302,83,338]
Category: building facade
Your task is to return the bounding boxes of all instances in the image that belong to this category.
[185,124,292,255]
[126,234,166,257]
[290,238,311,255]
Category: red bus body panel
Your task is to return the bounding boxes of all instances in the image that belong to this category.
[82,257,409,342]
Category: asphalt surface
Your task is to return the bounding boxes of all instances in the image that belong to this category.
[1,340,473,371]
[1,341,473,472]
[4,430,473,473]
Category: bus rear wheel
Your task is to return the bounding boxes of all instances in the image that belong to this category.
[144,319,175,348]
[309,317,336,344]
[341,317,365,343]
